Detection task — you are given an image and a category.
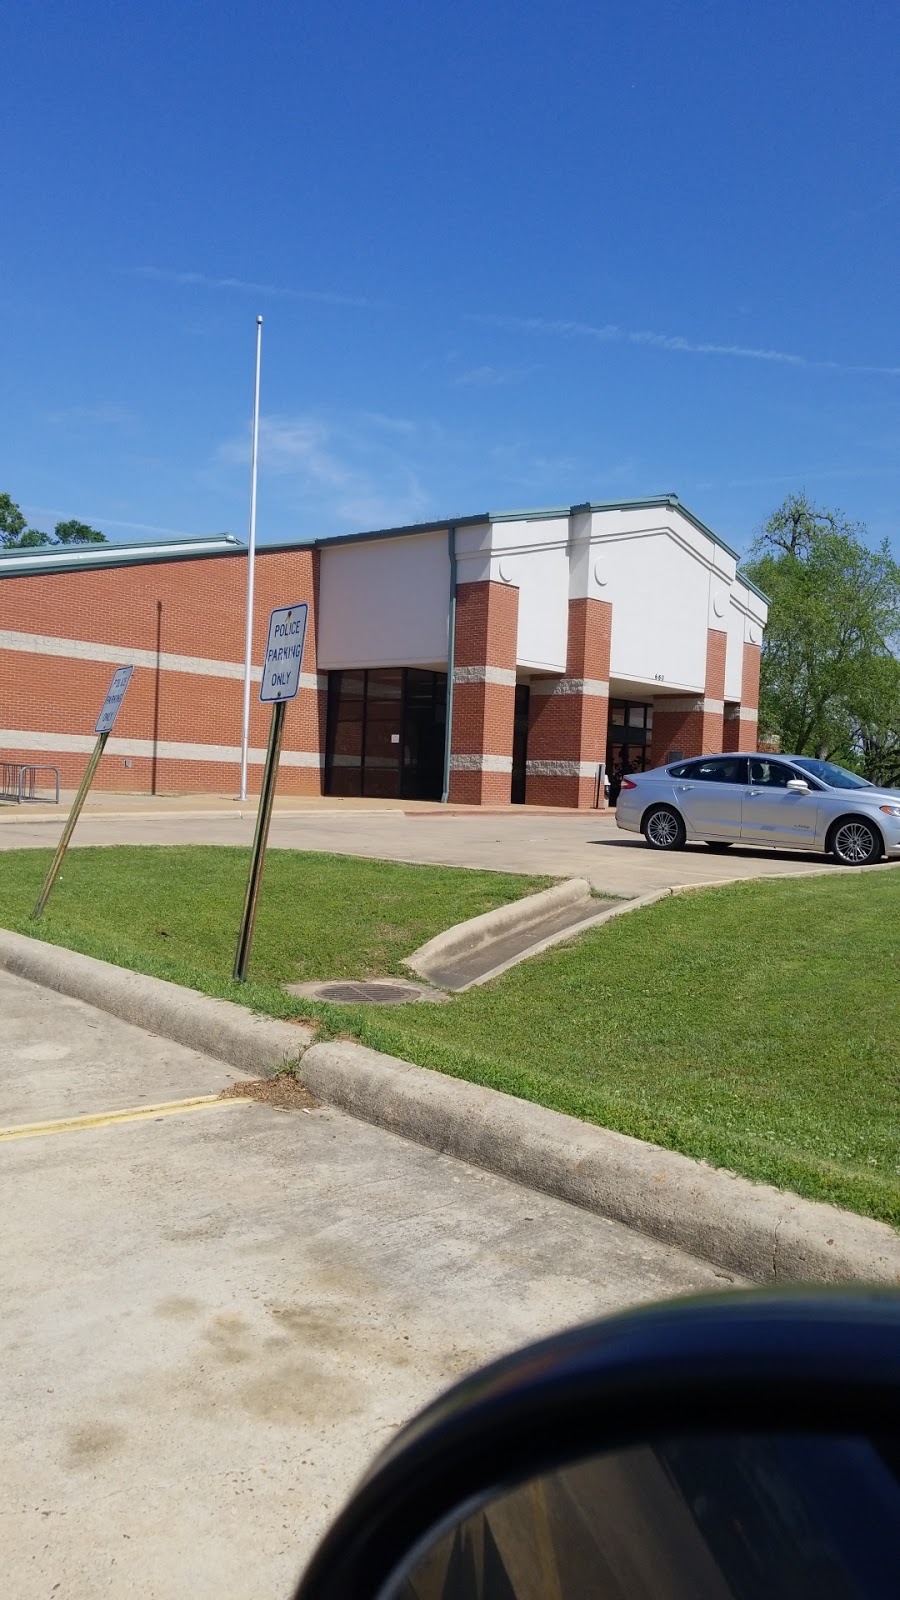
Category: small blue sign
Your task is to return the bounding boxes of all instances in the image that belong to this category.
[260,602,308,703]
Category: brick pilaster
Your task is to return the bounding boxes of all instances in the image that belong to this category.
[723,640,762,753]
[448,580,518,804]
[525,597,612,807]
[651,628,727,764]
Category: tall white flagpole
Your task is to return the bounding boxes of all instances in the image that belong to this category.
[239,315,263,801]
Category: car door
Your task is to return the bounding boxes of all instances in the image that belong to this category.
[740,757,820,848]
[670,756,748,839]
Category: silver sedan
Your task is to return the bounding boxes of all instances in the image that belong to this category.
[614,753,900,865]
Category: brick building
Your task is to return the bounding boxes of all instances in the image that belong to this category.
[0,496,768,806]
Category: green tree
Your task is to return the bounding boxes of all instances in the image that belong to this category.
[847,651,900,788]
[53,518,106,545]
[742,494,900,763]
[0,492,31,546]
[0,494,107,551]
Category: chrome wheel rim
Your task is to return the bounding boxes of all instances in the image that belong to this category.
[647,810,679,848]
[835,822,873,863]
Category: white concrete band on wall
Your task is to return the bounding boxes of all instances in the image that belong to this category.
[449,753,513,773]
[525,759,599,778]
[0,729,323,766]
[530,677,609,698]
[0,628,326,691]
[452,665,517,687]
[656,697,724,715]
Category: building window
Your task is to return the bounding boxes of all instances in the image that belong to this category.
[325,669,447,800]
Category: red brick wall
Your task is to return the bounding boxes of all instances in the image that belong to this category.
[742,641,761,711]
[722,641,761,752]
[705,628,727,699]
[0,548,323,794]
[650,628,727,764]
[448,580,518,804]
[525,597,612,808]
[721,712,741,753]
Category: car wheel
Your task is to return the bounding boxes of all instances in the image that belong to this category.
[705,842,732,852]
[829,817,882,867]
[642,805,686,851]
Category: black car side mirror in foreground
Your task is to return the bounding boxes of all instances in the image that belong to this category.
[291,1291,900,1600]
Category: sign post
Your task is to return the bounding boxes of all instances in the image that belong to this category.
[32,665,134,919]
[233,602,308,982]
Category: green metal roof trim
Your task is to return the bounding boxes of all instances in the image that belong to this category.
[582,495,741,561]
[264,512,493,554]
[0,533,244,578]
[737,569,771,605]
[304,495,745,566]
[0,496,758,583]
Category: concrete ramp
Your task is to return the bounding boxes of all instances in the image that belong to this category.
[404,878,619,991]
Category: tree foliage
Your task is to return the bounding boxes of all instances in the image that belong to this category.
[742,494,900,771]
[53,518,107,545]
[0,494,107,551]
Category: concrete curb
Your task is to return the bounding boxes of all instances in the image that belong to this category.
[546,859,900,948]
[3,928,897,1285]
[0,930,312,1074]
[406,877,594,983]
[300,1041,900,1287]
[403,864,898,994]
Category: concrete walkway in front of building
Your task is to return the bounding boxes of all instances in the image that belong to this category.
[0,794,851,897]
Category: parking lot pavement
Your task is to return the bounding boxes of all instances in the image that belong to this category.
[0,805,844,896]
[2,971,733,1599]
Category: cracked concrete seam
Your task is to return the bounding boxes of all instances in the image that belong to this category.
[0,928,897,1290]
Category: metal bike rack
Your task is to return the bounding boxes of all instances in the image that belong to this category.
[0,763,61,804]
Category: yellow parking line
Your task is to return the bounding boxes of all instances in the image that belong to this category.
[0,1095,250,1141]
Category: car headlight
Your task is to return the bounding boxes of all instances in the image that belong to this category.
[879,804,900,817]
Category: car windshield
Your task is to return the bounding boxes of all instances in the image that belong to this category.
[791,758,872,790]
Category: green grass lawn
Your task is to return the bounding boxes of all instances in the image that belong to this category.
[2,846,898,1227]
[0,845,547,995]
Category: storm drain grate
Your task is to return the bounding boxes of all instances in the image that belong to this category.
[283,978,448,1006]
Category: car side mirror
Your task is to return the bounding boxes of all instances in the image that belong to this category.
[787,778,809,792]
[291,1292,900,1600]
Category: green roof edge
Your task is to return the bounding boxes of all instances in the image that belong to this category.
[0,498,765,599]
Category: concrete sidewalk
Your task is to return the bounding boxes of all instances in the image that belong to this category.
[0,789,445,820]
[2,968,729,1600]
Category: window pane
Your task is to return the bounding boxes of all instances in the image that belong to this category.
[689,758,746,783]
[750,759,793,788]
[325,671,363,797]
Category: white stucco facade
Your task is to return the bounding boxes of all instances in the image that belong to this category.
[316,499,767,697]
[317,530,451,669]
[444,499,766,700]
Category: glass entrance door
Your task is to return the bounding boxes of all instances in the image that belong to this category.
[606,699,654,804]
[402,669,447,801]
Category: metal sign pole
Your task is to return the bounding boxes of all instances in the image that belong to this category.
[239,315,264,802]
[32,733,109,918]
[233,601,307,982]
[31,662,133,920]
[233,699,286,982]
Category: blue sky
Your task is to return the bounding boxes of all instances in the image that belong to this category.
[2,0,899,556]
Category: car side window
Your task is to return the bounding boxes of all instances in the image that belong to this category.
[749,759,794,788]
[684,757,747,784]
